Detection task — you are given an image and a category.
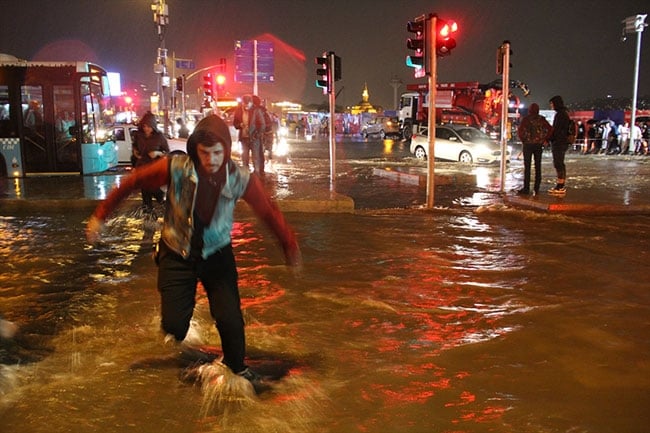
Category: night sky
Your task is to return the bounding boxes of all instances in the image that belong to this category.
[1,0,648,111]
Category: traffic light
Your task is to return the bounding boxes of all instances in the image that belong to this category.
[315,55,330,94]
[333,55,342,82]
[406,17,428,77]
[203,73,213,98]
[176,76,184,92]
[496,41,512,75]
[436,19,458,57]
[215,74,226,92]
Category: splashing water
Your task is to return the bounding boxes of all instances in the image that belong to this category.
[182,361,257,417]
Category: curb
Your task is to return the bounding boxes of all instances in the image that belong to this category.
[372,168,475,187]
[504,195,650,216]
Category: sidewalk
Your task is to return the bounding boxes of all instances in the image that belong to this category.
[372,164,650,216]
[2,159,650,216]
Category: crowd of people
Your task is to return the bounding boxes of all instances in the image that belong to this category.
[575,119,650,156]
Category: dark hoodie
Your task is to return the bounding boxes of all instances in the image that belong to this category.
[548,95,571,146]
[133,111,169,166]
[518,103,551,144]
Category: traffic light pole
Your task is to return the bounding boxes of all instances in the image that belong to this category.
[328,52,337,192]
[426,15,437,209]
[499,41,510,193]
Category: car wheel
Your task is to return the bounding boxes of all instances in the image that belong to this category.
[459,150,473,164]
[362,130,368,138]
[379,130,386,139]
[414,146,427,160]
[402,125,412,140]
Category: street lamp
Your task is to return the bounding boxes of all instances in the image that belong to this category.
[621,14,647,141]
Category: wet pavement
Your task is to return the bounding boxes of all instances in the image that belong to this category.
[2,150,650,216]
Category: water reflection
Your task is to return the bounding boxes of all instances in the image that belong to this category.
[2,203,650,432]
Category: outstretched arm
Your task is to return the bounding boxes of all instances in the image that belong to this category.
[86,157,170,243]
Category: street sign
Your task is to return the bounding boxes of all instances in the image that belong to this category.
[234,40,275,83]
[175,59,195,70]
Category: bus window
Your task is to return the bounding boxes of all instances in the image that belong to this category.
[53,85,78,164]
[22,86,44,131]
[80,81,111,144]
[0,85,13,137]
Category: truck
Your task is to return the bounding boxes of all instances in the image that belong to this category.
[397,80,530,140]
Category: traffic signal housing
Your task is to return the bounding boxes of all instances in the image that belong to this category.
[315,55,330,94]
[203,73,213,98]
[436,19,458,57]
[406,18,428,77]
[176,76,184,92]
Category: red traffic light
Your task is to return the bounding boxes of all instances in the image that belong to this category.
[203,73,213,97]
[436,19,458,57]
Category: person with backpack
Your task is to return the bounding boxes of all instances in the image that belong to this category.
[517,103,552,196]
[249,95,267,176]
[547,95,571,196]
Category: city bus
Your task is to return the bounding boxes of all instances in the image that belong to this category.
[0,57,118,177]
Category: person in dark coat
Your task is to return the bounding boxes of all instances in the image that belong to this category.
[132,111,169,209]
[547,95,570,195]
[517,103,551,196]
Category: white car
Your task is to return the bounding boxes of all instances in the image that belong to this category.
[409,124,509,164]
[110,124,138,164]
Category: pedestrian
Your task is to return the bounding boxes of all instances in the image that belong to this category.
[132,111,169,210]
[176,117,190,139]
[249,95,267,176]
[547,95,571,195]
[233,95,253,170]
[86,115,301,386]
[618,122,630,154]
[516,103,551,196]
[576,120,586,153]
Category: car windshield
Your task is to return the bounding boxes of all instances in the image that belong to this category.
[456,127,491,142]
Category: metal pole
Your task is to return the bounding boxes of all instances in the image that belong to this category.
[499,42,510,193]
[253,40,259,96]
[426,15,437,209]
[329,52,337,192]
[630,16,646,147]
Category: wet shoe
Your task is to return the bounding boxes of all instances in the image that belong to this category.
[236,367,272,393]
[237,367,262,383]
[548,186,566,195]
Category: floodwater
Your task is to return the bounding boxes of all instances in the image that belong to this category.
[1,138,649,433]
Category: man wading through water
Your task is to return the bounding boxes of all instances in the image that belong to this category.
[86,115,302,387]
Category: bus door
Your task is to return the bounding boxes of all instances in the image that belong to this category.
[20,85,48,172]
[20,84,80,173]
[51,84,79,172]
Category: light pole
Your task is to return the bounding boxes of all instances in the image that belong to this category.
[151,0,169,132]
[621,14,647,143]
[389,75,402,111]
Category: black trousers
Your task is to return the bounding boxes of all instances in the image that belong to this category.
[522,142,543,193]
[157,242,246,373]
[551,144,568,181]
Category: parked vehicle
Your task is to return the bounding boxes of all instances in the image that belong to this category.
[361,116,400,139]
[409,124,509,164]
[110,124,138,164]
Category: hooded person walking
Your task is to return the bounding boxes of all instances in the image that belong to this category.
[86,115,302,386]
[131,111,169,209]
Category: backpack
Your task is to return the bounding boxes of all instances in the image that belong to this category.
[263,109,273,134]
[567,119,577,144]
